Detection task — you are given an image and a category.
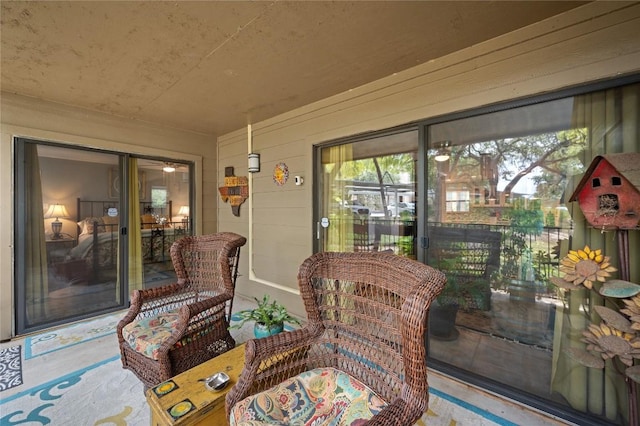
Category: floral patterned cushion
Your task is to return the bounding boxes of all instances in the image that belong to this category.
[229,367,388,426]
[122,311,181,360]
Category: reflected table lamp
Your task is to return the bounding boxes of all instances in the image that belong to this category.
[178,205,190,229]
[45,203,69,239]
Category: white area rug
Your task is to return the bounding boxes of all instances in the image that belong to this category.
[24,312,121,359]
[0,354,505,426]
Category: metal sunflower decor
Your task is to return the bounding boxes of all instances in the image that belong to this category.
[558,245,617,289]
[550,244,640,424]
[566,305,640,369]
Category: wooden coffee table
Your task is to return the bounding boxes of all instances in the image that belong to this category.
[146,343,245,425]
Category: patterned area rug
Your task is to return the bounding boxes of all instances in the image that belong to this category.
[0,345,22,392]
[0,353,507,426]
[24,312,121,359]
[0,355,149,425]
[0,297,561,425]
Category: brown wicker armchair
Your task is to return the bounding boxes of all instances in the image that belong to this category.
[117,232,246,389]
[226,251,446,425]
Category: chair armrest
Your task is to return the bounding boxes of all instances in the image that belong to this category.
[182,292,233,318]
[116,283,182,331]
[225,325,321,414]
[152,292,234,359]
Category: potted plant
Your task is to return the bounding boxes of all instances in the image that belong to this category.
[230,295,301,338]
[430,276,488,340]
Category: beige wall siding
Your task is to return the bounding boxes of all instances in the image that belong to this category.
[0,93,214,339]
[219,2,640,318]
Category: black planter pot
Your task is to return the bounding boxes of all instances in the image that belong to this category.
[429,304,460,341]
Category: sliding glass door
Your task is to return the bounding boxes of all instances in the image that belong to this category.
[315,80,640,424]
[14,139,193,334]
[424,98,580,399]
[424,83,640,424]
[316,128,418,256]
[15,142,123,333]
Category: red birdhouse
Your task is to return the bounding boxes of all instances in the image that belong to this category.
[569,153,640,230]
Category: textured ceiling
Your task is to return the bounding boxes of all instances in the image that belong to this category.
[1,1,587,136]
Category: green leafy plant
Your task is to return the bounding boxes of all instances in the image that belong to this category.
[229,295,301,330]
[437,275,489,311]
[432,251,489,310]
[498,198,545,283]
[397,235,415,258]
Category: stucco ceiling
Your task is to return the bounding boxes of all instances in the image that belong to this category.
[1,1,587,137]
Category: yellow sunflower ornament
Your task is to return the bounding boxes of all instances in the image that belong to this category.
[557,245,617,289]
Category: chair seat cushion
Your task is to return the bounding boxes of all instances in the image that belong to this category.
[230,367,388,426]
[122,311,181,360]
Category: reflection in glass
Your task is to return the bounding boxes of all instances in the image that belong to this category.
[16,142,193,334]
[320,130,418,257]
[427,82,640,424]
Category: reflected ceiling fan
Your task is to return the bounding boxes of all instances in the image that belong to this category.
[163,163,177,173]
[162,162,188,173]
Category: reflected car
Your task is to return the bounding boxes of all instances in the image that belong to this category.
[387,202,415,217]
[344,201,370,216]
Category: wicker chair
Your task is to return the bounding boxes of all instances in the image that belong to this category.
[117,232,246,389]
[226,251,446,425]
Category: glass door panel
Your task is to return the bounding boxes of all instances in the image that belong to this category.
[426,97,582,399]
[137,158,192,289]
[16,141,125,333]
[15,142,195,334]
[317,129,418,256]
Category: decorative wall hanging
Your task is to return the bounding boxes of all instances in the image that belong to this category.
[218,167,249,217]
[273,162,289,186]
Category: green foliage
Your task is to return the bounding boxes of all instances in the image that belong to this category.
[507,198,544,237]
[229,295,301,330]
[545,210,556,227]
[337,154,415,184]
[500,198,545,280]
[397,235,414,257]
[444,129,586,206]
[437,275,489,311]
[435,254,488,310]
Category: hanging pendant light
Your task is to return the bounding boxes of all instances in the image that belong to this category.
[434,141,451,162]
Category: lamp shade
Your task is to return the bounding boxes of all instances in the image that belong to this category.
[178,205,190,217]
[44,203,69,219]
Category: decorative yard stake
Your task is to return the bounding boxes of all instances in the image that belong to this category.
[554,153,640,424]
